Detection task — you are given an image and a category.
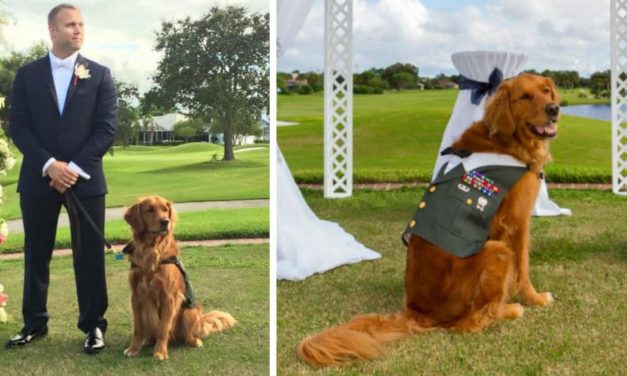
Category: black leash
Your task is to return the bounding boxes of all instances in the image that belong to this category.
[63,188,113,252]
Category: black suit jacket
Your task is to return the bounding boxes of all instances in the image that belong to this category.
[9,54,117,197]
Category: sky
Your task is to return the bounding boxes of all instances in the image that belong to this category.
[278,0,611,77]
[1,0,269,93]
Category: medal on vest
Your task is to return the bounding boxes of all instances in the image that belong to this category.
[462,170,500,197]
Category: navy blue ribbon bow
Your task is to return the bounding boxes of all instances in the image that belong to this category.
[459,67,503,105]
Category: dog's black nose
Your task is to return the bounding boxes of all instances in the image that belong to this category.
[545,103,560,117]
[159,218,170,228]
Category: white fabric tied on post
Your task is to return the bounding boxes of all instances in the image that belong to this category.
[432,51,571,217]
[276,0,381,280]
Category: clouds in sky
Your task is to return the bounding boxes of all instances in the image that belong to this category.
[278,0,610,77]
[2,0,268,92]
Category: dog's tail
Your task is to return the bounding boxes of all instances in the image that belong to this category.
[199,310,237,337]
[299,312,428,366]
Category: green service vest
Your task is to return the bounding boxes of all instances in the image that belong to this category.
[402,162,528,258]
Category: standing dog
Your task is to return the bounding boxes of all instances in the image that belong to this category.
[123,196,236,360]
[299,74,558,366]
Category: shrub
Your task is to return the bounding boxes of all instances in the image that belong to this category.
[353,85,384,94]
[311,83,323,92]
[298,84,314,95]
[353,85,372,94]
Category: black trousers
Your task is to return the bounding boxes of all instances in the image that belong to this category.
[20,193,108,333]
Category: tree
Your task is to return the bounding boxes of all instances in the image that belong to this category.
[590,70,610,98]
[354,69,387,90]
[114,79,140,147]
[381,63,418,90]
[153,6,269,160]
[173,117,208,142]
[139,88,171,118]
[211,107,261,145]
[390,72,417,90]
[0,42,48,132]
[174,123,196,142]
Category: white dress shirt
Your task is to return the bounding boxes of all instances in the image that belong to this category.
[42,51,90,180]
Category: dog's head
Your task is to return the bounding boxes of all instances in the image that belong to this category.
[124,196,177,237]
[484,73,560,141]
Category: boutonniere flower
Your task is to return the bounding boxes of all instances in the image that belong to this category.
[73,64,91,86]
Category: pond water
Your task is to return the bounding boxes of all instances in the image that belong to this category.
[560,104,611,121]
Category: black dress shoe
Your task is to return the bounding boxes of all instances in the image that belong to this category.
[84,327,105,354]
[5,326,49,348]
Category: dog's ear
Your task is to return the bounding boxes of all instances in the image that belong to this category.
[484,80,515,138]
[167,201,178,229]
[124,202,144,234]
[545,76,560,103]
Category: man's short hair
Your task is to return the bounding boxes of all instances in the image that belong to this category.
[48,3,78,25]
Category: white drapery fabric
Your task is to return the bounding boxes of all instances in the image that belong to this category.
[277,0,381,280]
[432,51,571,217]
[276,150,380,280]
[277,0,315,56]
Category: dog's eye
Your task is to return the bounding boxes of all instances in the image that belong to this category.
[147,206,154,212]
[542,87,550,94]
[520,93,532,100]
[162,206,168,212]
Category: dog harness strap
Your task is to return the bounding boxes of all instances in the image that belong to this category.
[161,257,197,308]
[402,160,528,258]
[440,147,472,158]
[129,254,197,308]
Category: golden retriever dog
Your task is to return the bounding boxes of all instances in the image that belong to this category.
[299,74,558,366]
[123,196,236,360]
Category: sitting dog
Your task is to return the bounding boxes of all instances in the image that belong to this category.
[299,74,558,366]
[123,195,236,360]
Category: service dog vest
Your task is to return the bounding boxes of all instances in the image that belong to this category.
[402,150,528,258]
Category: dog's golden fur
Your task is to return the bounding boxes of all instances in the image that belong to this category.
[123,195,236,360]
[299,74,559,366]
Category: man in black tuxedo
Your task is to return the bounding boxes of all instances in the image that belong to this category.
[6,4,117,354]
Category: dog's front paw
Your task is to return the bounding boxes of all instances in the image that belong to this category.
[538,292,554,306]
[525,291,553,307]
[124,347,140,357]
[501,303,525,319]
[153,351,169,361]
[189,338,203,348]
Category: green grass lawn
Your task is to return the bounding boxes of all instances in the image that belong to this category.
[0,206,269,254]
[558,88,610,105]
[0,143,269,220]
[278,189,627,375]
[0,244,268,376]
[278,90,611,183]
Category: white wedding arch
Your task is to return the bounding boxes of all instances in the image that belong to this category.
[281,0,626,197]
[611,0,627,195]
[276,0,625,280]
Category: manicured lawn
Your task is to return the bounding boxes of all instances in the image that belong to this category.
[278,189,626,375]
[0,244,269,376]
[0,207,269,254]
[558,88,609,105]
[0,143,269,220]
[278,90,611,183]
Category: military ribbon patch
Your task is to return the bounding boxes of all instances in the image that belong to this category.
[462,170,500,197]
